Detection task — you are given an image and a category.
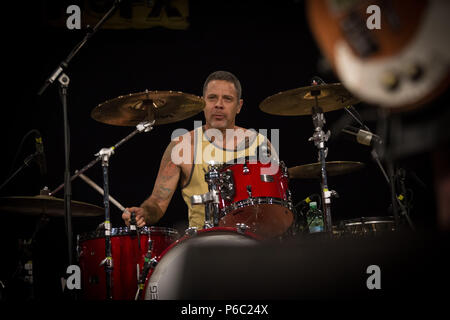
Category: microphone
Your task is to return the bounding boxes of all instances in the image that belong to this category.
[341,125,382,147]
[34,132,47,177]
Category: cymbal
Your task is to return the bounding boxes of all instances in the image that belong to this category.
[288,161,365,179]
[91,90,205,126]
[259,83,359,116]
[0,195,104,217]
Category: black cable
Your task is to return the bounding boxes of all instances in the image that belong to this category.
[7,129,41,177]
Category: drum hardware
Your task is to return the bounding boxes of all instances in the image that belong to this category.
[217,161,294,238]
[134,239,153,300]
[246,185,254,205]
[259,80,359,234]
[280,161,289,179]
[243,162,250,174]
[129,211,141,250]
[50,120,154,197]
[78,226,178,300]
[191,162,222,229]
[306,80,336,233]
[143,227,260,300]
[260,174,274,182]
[185,227,199,236]
[236,223,250,234]
[219,170,235,202]
[48,120,155,300]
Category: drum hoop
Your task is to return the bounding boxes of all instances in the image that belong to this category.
[77,226,179,242]
[152,227,261,265]
[221,197,293,216]
[342,216,395,227]
[144,226,260,300]
[220,157,281,169]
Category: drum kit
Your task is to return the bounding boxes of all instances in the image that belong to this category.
[0,80,401,300]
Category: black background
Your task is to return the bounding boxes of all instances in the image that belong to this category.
[0,0,445,301]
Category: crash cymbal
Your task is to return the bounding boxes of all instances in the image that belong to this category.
[288,161,365,179]
[259,83,359,116]
[0,195,104,217]
[91,90,205,126]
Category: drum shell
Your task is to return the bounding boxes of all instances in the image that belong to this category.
[144,227,260,300]
[217,161,294,238]
[77,227,178,300]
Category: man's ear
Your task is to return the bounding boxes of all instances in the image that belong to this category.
[237,99,243,114]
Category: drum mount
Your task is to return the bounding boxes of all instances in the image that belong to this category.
[191,162,222,229]
[308,80,339,233]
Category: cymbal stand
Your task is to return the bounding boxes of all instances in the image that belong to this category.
[49,120,153,300]
[97,147,114,300]
[308,95,335,233]
[50,121,154,197]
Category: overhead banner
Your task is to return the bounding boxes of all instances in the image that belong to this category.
[45,0,190,30]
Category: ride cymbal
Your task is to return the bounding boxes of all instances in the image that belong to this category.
[288,161,365,179]
[91,90,205,126]
[0,195,104,217]
[259,83,359,116]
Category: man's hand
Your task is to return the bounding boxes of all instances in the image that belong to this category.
[122,207,146,228]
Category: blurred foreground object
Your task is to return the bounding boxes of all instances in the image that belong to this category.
[307,0,450,112]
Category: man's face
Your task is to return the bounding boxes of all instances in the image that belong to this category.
[203,80,243,130]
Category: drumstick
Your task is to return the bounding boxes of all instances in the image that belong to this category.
[77,171,125,211]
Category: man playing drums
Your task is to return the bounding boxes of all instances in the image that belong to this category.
[122,71,290,235]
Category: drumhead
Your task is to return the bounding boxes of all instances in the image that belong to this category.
[333,216,396,236]
[77,226,179,242]
[144,227,259,300]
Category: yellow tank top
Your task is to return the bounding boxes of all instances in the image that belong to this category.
[181,126,266,229]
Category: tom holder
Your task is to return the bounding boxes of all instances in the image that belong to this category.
[191,162,222,229]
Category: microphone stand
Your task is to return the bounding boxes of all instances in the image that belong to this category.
[344,107,415,231]
[0,153,39,192]
[36,0,122,291]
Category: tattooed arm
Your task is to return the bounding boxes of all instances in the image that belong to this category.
[122,141,181,227]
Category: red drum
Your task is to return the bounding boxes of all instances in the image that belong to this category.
[217,160,294,238]
[144,227,260,300]
[77,226,179,300]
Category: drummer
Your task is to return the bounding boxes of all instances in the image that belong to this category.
[122,70,276,229]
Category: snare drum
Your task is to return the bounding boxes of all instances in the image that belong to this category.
[77,226,179,300]
[217,160,294,238]
[333,216,396,237]
[144,227,260,300]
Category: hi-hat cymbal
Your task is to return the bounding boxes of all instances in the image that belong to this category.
[288,161,365,179]
[0,195,104,217]
[259,83,359,116]
[91,90,205,126]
